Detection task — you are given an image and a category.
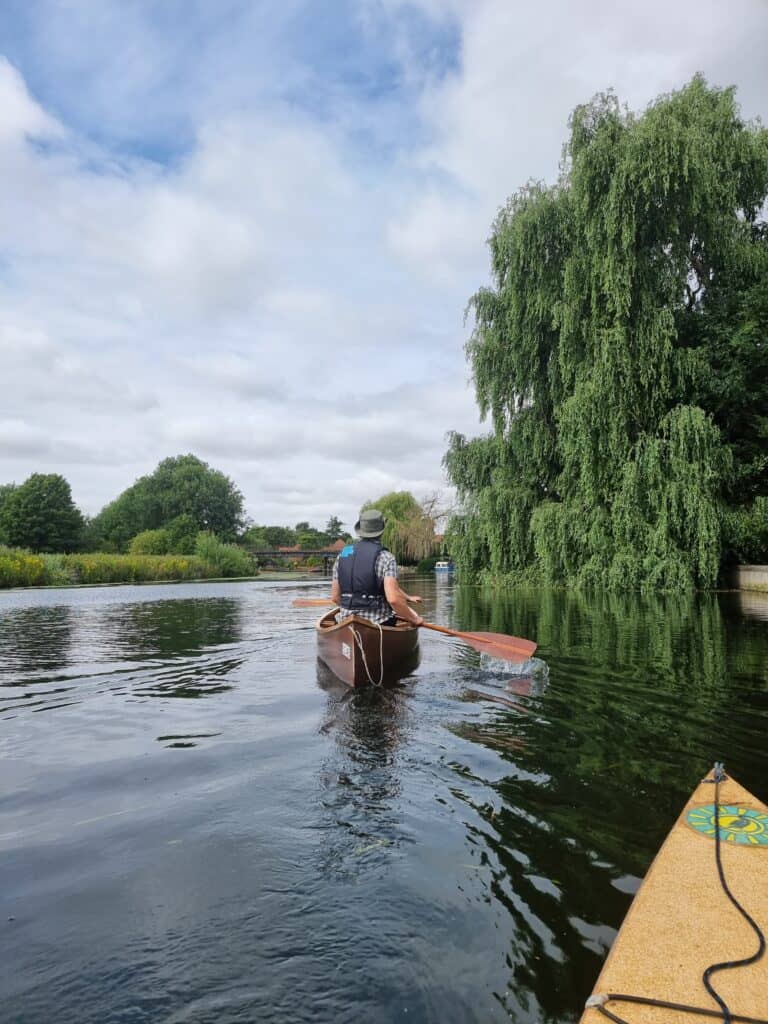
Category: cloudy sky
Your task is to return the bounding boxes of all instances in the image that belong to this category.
[1,1,767,530]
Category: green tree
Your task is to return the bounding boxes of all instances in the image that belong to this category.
[685,227,768,505]
[165,514,199,554]
[297,527,330,550]
[0,484,17,545]
[445,76,768,589]
[0,474,84,552]
[362,491,437,563]
[241,525,297,549]
[129,529,170,555]
[90,454,245,550]
[325,516,344,541]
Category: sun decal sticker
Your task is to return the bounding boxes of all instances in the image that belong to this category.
[687,804,768,846]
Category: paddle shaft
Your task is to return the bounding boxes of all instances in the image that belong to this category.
[420,621,537,659]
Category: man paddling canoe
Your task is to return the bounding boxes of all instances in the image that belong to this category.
[330,509,424,627]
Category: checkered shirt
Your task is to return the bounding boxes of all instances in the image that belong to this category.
[332,548,398,624]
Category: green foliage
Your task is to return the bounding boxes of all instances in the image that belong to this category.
[129,529,170,555]
[41,553,73,587]
[241,520,348,552]
[325,516,344,541]
[446,76,768,590]
[0,547,47,587]
[685,223,768,503]
[0,484,16,545]
[416,555,439,573]
[81,518,117,553]
[61,553,204,585]
[194,532,255,577]
[0,474,84,553]
[164,514,199,554]
[240,527,267,550]
[0,546,230,588]
[724,497,768,564]
[241,524,297,549]
[90,454,244,550]
[362,491,437,563]
[297,527,330,550]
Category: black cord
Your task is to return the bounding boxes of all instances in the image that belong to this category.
[702,764,766,1024]
[594,993,768,1024]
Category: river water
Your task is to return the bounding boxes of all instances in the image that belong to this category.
[2,579,767,1023]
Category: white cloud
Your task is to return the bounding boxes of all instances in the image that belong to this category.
[388,189,481,287]
[0,58,62,143]
[0,419,51,457]
[179,353,285,400]
[390,0,768,289]
[1,3,766,528]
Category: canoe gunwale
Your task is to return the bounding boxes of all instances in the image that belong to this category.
[316,609,418,635]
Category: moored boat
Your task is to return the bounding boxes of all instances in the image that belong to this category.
[433,560,454,574]
[316,609,419,687]
[580,765,768,1024]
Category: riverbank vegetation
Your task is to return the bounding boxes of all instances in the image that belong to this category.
[0,456,443,588]
[0,457,257,587]
[0,544,251,589]
[445,76,768,591]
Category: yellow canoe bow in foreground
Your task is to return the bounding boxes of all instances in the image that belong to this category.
[581,767,768,1024]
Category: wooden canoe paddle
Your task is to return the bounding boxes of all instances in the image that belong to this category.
[292,598,537,661]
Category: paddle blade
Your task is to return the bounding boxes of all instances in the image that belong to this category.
[292,598,336,607]
[458,635,535,661]
[466,631,537,659]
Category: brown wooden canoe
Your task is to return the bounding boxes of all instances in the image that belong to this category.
[316,609,419,687]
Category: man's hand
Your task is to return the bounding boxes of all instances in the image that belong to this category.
[384,578,424,625]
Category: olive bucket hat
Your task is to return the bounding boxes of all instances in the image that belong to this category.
[355,508,386,538]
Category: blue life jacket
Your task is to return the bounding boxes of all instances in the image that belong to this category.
[337,540,390,611]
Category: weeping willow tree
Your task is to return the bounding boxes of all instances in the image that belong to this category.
[361,491,440,562]
[445,76,768,590]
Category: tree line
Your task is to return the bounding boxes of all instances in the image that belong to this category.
[0,455,443,566]
[445,75,768,590]
[0,456,245,555]
[241,517,350,552]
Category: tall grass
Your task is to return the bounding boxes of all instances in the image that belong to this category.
[194,532,255,577]
[0,548,46,588]
[0,545,257,589]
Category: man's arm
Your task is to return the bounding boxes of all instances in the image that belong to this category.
[331,578,341,605]
[384,576,423,625]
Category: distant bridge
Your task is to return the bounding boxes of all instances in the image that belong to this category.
[248,549,339,574]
